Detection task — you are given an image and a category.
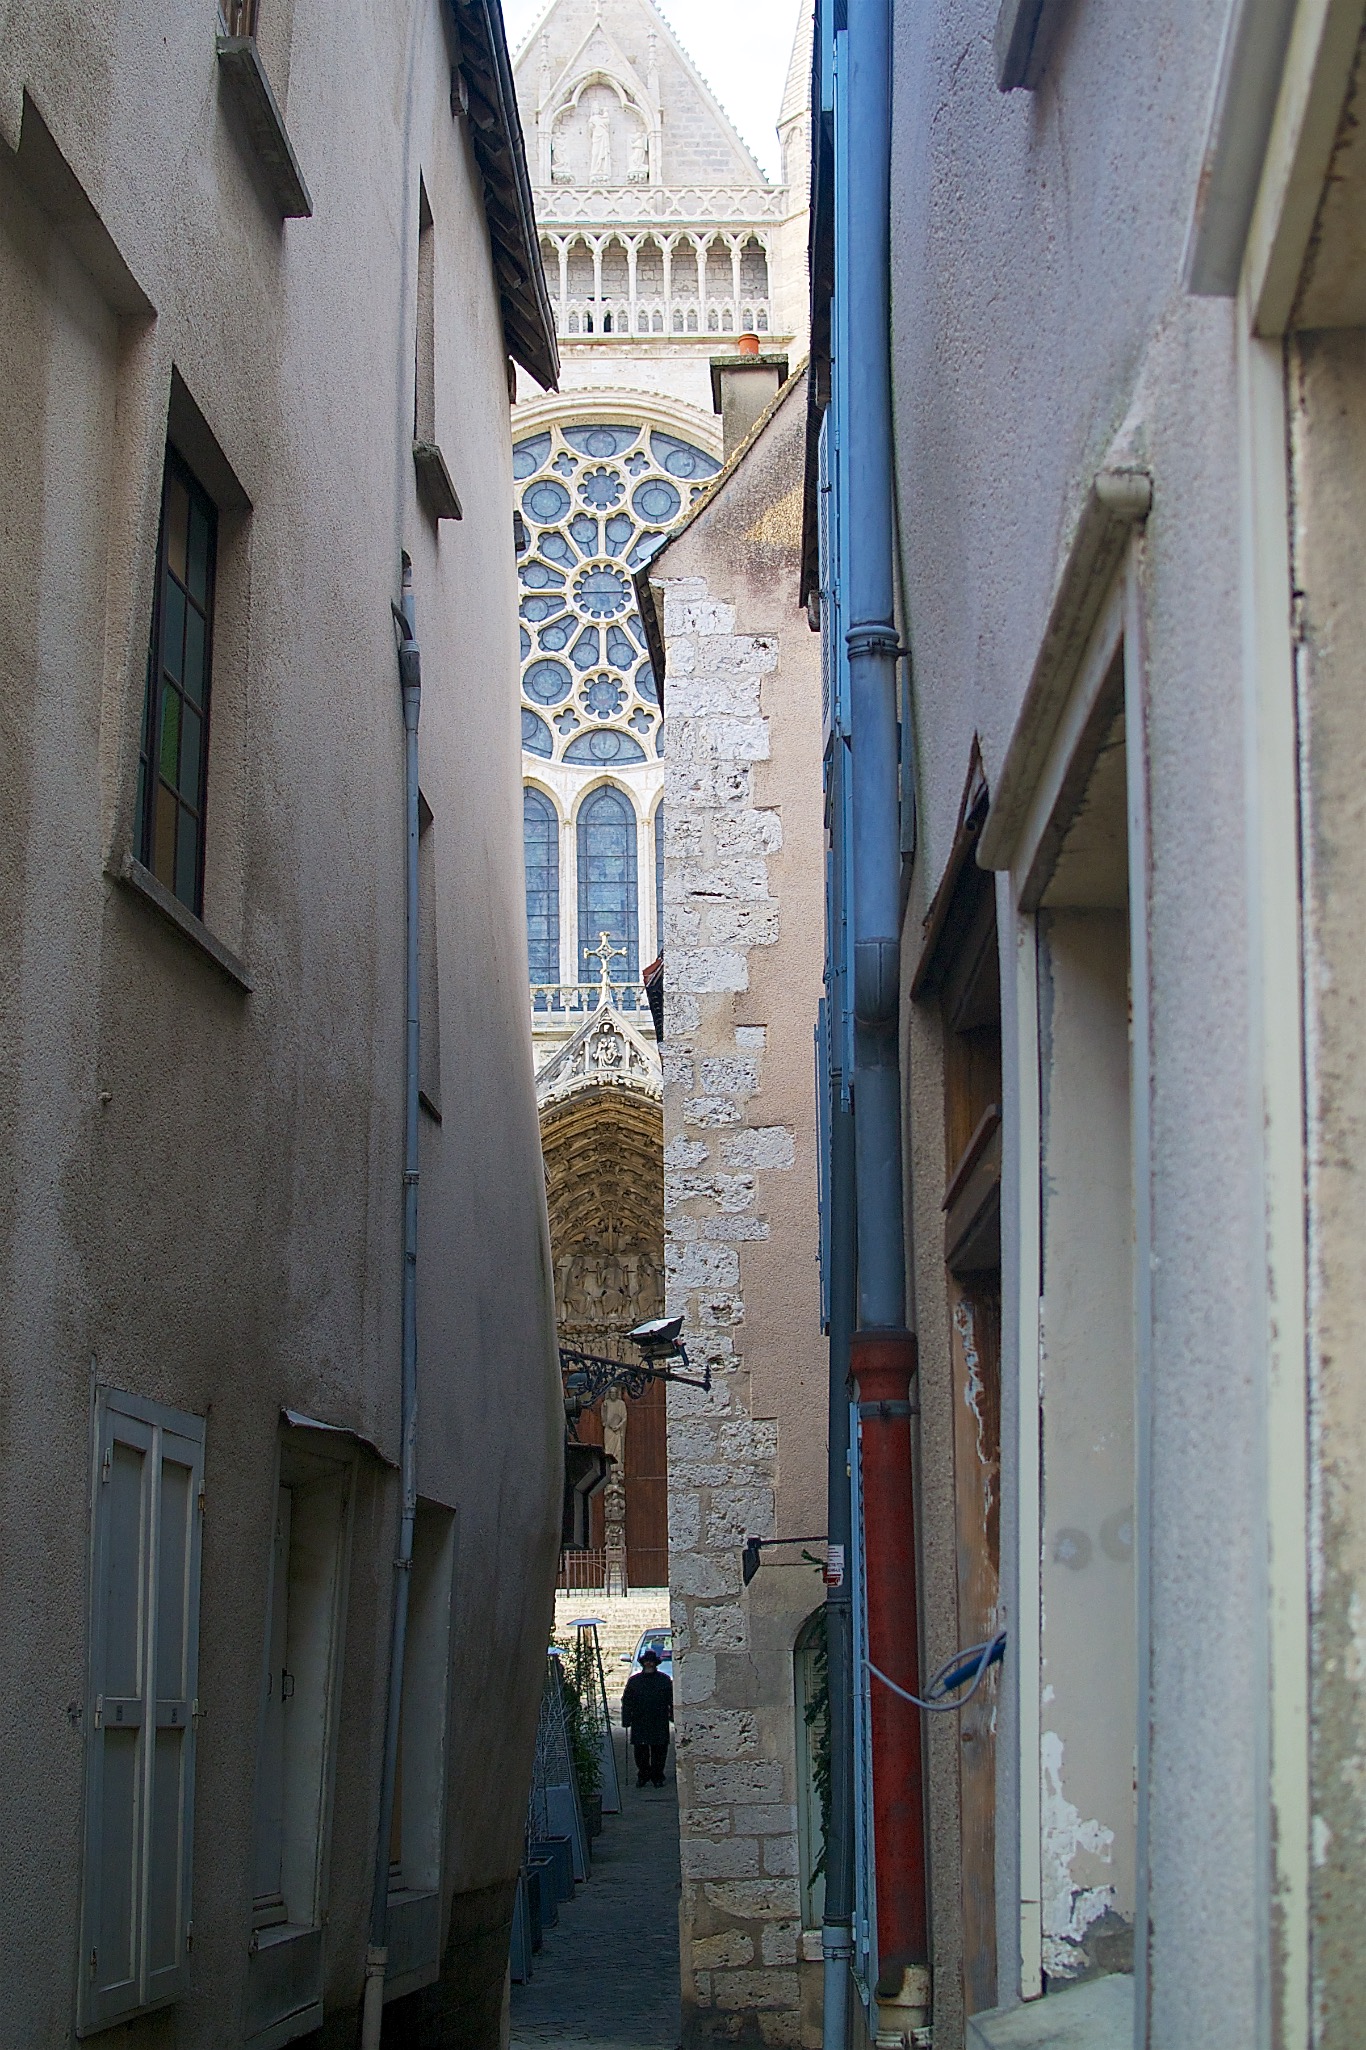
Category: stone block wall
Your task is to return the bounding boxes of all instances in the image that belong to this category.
[654,414,827,2048]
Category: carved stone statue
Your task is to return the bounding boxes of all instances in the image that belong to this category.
[589,108,612,184]
[628,124,648,183]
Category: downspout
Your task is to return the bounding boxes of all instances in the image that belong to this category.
[362,555,423,2050]
[822,1077,856,2050]
[843,0,929,2037]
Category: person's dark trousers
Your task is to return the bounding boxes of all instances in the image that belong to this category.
[633,1741,668,1785]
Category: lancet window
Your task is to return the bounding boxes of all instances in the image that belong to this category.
[523,788,560,984]
[577,786,638,984]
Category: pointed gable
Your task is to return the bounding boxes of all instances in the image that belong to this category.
[535,996,662,1109]
[514,0,771,190]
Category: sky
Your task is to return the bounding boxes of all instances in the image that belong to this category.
[502,0,804,181]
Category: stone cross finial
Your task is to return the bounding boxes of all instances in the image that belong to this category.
[585,929,627,997]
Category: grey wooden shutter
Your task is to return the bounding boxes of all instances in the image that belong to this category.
[79,1391,204,2035]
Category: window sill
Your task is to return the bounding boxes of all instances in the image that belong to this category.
[115,855,254,992]
[413,441,464,522]
[419,1089,443,1125]
[216,35,313,219]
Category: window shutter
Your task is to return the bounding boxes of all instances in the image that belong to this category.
[80,1392,204,2036]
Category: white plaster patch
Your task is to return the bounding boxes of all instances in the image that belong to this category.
[1040,1728,1117,1972]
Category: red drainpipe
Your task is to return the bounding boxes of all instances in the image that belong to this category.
[852,1327,929,2002]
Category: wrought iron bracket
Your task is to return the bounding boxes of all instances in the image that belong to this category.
[560,1337,710,1428]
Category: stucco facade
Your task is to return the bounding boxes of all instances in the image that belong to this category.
[0,1,562,2044]
[865,2,1366,2048]
[642,378,829,2049]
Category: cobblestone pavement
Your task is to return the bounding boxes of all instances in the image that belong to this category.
[510,1735,681,2050]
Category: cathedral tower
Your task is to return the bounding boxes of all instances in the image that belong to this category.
[511,0,810,1590]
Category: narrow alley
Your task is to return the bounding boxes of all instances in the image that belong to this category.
[511,1734,681,2050]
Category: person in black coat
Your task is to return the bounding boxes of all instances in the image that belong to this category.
[621,1647,673,1786]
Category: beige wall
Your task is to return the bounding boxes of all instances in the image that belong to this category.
[1290,322,1366,2050]
[652,380,828,2048]
[0,2,561,2043]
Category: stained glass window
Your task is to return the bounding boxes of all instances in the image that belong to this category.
[524,788,560,983]
[514,420,719,765]
[578,785,638,983]
[138,450,217,914]
[654,802,664,956]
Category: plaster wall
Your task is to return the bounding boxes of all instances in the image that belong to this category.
[1288,324,1366,2050]
[1035,909,1135,1982]
[0,2,561,2042]
[889,1,1263,2039]
[653,383,828,2047]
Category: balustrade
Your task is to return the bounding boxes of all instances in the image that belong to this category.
[544,228,773,343]
[531,981,651,1017]
[558,295,771,338]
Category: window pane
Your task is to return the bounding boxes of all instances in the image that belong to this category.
[179,704,203,809]
[183,608,206,709]
[655,804,664,951]
[153,784,178,890]
[186,502,211,606]
[162,582,185,686]
[158,689,181,787]
[175,811,199,909]
[577,786,638,981]
[165,476,189,584]
[524,788,560,984]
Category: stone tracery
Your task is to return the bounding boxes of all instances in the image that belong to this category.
[515,420,719,767]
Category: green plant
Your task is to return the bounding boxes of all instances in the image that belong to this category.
[554,1640,603,1800]
[803,1609,832,1882]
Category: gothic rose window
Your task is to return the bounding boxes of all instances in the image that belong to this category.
[514,421,720,765]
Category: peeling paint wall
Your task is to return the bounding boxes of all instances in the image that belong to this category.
[1290,323,1366,2050]
[1036,908,1136,1982]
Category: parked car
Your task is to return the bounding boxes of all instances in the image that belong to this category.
[623,1627,672,1677]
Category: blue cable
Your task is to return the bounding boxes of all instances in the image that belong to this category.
[865,1630,1006,1714]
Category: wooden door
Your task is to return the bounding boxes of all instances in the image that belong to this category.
[625,1375,668,1588]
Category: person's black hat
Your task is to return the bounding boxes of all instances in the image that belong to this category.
[640,1648,661,1665]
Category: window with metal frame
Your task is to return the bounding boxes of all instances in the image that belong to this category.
[577,784,638,982]
[79,1389,205,2035]
[138,451,217,915]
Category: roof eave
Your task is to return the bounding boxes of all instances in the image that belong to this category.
[453,0,560,392]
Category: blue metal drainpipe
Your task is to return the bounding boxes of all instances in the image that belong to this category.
[846,0,902,1293]
[841,0,931,2030]
[362,555,423,2050]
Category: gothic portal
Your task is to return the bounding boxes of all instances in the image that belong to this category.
[513,0,812,1591]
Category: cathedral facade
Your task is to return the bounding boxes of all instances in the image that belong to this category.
[512,0,811,1593]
